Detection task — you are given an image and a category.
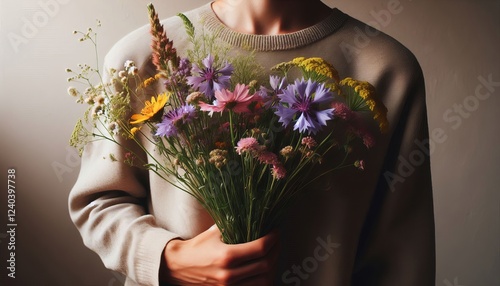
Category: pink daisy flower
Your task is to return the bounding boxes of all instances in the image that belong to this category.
[199,84,260,115]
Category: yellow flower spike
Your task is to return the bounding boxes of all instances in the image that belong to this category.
[130,92,170,124]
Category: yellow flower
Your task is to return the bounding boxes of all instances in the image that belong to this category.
[365,99,376,111]
[129,126,142,138]
[291,57,306,66]
[270,61,294,74]
[140,73,165,89]
[130,92,170,124]
[339,77,389,133]
[288,57,340,84]
[295,57,340,82]
[273,57,339,83]
[141,77,156,89]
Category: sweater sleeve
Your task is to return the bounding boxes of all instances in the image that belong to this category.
[68,24,180,286]
[351,52,436,284]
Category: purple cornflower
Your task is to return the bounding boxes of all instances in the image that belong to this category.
[187,54,233,99]
[259,75,288,108]
[270,75,287,92]
[156,104,196,137]
[275,78,335,134]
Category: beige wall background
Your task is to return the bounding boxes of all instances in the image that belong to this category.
[0,0,498,285]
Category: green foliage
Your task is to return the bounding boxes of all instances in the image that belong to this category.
[178,13,195,42]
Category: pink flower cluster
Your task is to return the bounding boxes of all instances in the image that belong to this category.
[331,102,375,148]
[235,137,286,179]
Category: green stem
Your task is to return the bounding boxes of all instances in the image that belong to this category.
[229,111,236,146]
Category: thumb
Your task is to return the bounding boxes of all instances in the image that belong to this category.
[203,224,224,243]
[206,224,222,236]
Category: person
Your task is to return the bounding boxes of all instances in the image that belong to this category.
[69,0,435,285]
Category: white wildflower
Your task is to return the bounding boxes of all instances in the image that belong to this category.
[67,87,79,97]
[124,60,135,70]
[128,66,139,75]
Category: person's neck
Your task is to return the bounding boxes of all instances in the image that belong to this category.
[211,0,332,35]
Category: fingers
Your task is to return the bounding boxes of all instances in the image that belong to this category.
[202,225,279,267]
[209,231,281,284]
[223,230,280,266]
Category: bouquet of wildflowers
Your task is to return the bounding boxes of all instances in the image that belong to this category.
[68,4,388,244]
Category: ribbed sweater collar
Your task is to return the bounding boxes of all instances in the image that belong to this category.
[197,3,348,51]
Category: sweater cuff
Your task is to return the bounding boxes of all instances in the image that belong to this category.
[133,227,180,286]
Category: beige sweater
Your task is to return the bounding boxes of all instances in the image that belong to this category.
[69,3,435,285]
